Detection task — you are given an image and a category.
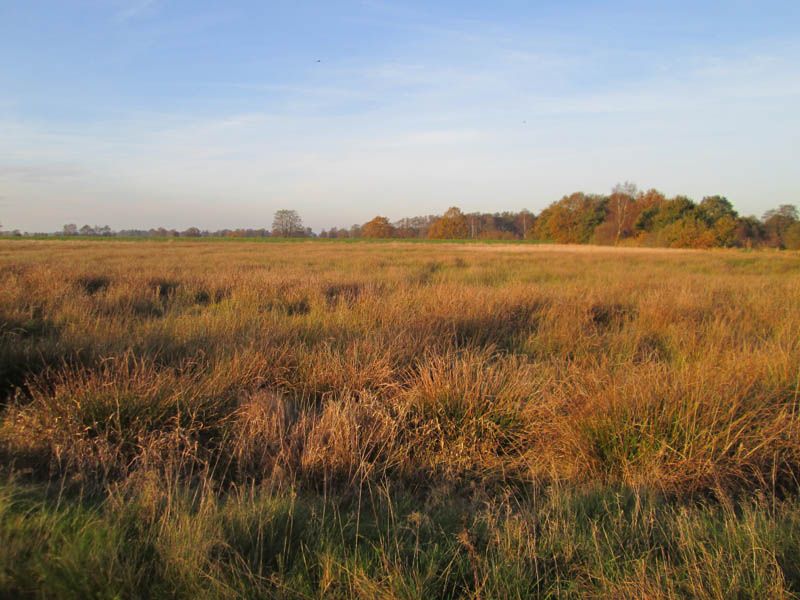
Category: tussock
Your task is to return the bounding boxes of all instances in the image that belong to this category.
[0,239,799,597]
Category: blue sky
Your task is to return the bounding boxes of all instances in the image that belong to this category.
[1,1,798,232]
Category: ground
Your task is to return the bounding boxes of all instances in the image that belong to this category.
[0,239,799,598]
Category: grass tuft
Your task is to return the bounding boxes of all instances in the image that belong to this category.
[0,239,799,597]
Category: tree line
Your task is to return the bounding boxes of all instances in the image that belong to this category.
[3,185,798,249]
[326,184,799,249]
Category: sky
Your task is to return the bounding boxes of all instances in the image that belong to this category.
[1,0,799,232]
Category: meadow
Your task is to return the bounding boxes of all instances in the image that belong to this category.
[0,239,799,599]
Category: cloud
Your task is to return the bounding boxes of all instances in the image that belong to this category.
[379,129,483,148]
[0,163,85,182]
[116,0,159,22]
[1,13,798,231]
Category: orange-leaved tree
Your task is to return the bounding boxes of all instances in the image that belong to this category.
[427,207,469,239]
[361,216,396,238]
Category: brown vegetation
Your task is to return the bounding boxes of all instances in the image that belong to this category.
[0,239,799,597]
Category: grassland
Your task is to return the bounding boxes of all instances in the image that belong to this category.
[0,239,799,599]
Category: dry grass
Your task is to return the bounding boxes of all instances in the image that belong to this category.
[0,239,799,597]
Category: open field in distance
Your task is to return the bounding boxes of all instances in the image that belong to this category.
[1,239,799,598]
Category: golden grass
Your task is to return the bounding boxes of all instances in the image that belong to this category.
[0,239,799,597]
[1,239,798,495]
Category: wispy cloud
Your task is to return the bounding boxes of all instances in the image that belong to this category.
[116,0,159,22]
[2,2,799,231]
[0,163,85,182]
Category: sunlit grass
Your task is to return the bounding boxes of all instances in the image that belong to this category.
[0,239,799,597]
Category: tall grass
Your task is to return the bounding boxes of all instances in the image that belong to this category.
[0,239,799,597]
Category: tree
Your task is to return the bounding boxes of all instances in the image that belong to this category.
[654,195,740,248]
[762,204,799,248]
[394,215,437,238]
[531,193,607,244]
[711,215,739,247]
[428,207,469,239]
[593,182,640,245]
[657,214,717,248]
[79,224,95,236]
[698,196,737,224]
[764,204,799,222]
[324,227,349,239]
[362,216,395,238]
[516,210,535,239]
[62,223,78,236]
[784,222,800,250]
[182,227,201,237]
[609,182,639,244]
[733,216,765,248]
[272,209,304,237]
[635,196,694,234]
[638,195,743,249]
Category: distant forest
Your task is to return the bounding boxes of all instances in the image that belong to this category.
[6,184,800,249]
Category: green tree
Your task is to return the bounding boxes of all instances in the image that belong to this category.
[531,193,607,243]
[635,196,695,233]
[698,195,737,224]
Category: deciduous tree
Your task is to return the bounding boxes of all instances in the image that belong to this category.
[428,207,469,239]
[763,205,799,248]
[362,216,396,238]
[272,209,304,237]
[531,193,607,244]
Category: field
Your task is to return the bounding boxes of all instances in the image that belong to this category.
[1,239,799,599]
